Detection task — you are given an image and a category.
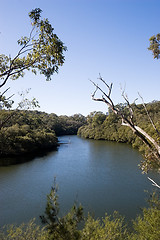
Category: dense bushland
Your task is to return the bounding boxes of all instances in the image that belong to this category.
[78,101,160,169]
[0,110,86,159]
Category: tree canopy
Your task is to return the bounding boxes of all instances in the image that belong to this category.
[148,33,160,59]
[0,8,67,89]
[0,110,86,164]
[78,101,160,172]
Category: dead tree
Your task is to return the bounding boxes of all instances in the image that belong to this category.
[91,76,160,172]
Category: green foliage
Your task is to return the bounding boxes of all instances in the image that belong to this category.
[0,111,58,158]
[1,189,160,240]
[148,33,160,59]
[0,8,67,88]
[40,180,83,240]
[130,192,160,240]
[81,212,127,240]
[0,219,48,240]
[0,110,86,162]
[0,88,14,109]
[0,8,66,130]
[78,101,160,171]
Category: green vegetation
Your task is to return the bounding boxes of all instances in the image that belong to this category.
[0,7,67,135]
[0,8,67,89]
[0,220,48,240]
[1,185,160,240]
[78,101,160,171]
[0,6,160,240]
[0,110,86,163]
[148,33,160,59]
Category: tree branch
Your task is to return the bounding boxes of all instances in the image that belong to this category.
[148,177,160,189]
[138,93,160,137]
[91,76,160,165]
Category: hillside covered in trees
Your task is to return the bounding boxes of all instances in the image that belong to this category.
[78,101,160,170]
[0,110,86,163]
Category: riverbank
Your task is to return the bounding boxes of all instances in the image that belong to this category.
[0,110,86,165]
[78,101,160,172]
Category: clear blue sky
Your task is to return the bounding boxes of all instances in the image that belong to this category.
[0,0,160,116]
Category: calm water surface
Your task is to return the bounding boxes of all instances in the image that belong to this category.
[0,135,159,226]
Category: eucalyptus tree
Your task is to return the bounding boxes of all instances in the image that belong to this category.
[91,75,160,173]
[0,8,67,88]
[89,33,160,173]
[0,8,67,127]
[148,33,160,59]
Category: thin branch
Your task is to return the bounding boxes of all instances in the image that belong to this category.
[0,74,10,88]
[98,74,113,97]
[98,74,110,88]
[18,47,34,56]
[5,94,15,100]
[0,87,10,97]
[138,92,160,137]
[0,58,38,88]
[148,177,160,189]
[90,79,115,110]
[0,26,36,87]
[91,76,160,162]
[121,89,134,124]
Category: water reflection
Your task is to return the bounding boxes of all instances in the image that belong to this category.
[0,135,159,227]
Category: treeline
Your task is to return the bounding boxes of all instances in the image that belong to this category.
[0,110,86,161]
[78,101,160,165]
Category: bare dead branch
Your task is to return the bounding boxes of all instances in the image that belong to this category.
[91,76,160,164]
[90,79,116,112]
[98,74,113,97]
[121,89,135,124]
[138,92,160,137]
[148,177,160,189]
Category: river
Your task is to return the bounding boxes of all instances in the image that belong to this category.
[0,135,159,227]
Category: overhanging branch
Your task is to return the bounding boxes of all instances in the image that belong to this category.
[91,76,160,165]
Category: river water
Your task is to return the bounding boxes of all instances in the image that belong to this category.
[0,135,159,227]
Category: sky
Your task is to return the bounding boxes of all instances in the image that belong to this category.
[0,0,160,116]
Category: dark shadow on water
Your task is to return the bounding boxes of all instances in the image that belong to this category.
[0,146,58,166]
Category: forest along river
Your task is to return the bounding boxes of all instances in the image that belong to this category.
[0,135,159,227]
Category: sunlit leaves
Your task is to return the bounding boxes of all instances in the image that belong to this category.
[82,212,127,240]
[131,193,160,240]
[28,8,42,25]
[0,8,67,88]
[0,219,48,240]
[148,34,160,59]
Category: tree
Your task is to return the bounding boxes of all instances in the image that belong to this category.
[0,8,66,128]
[90,75,160,172]
[40,180,83,240]
[0,8,67,89]
[0,88,40,130]
[89,33,160,174]
[148,33,160,59]
[130,192,160,240]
